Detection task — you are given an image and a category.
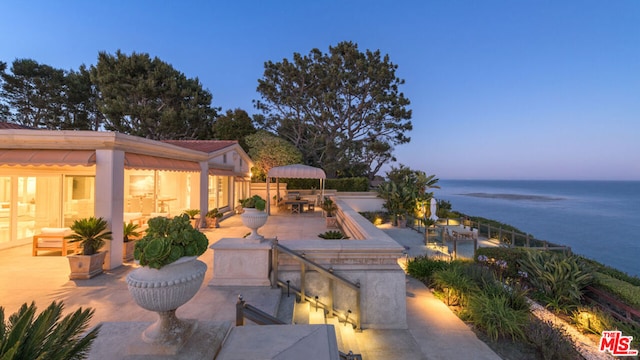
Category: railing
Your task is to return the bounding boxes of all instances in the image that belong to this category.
[271,239,362,331]
[584,286,640,326]
[409,215,571,254]
[236,294,285,326]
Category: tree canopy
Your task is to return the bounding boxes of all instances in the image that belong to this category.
[245,130,303,181]
[212,108,257,152]
[254,41,412,179]
[92,50,216,139]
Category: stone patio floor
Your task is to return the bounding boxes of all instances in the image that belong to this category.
[0,210,500,359]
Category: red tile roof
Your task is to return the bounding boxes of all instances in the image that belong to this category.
[161,140,238,153]
[0,122,34,129]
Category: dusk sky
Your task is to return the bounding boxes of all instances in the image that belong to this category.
[2,1,639,180]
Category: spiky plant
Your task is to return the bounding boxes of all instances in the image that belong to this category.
[0,301,100,360]
[123,222,141,243]
[65,217,113,255]
[182,209,200,219]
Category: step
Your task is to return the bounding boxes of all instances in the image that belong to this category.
[293,300,310,325]
[308,302,326,325]
[275,291,296,324]
[327,317,361,356]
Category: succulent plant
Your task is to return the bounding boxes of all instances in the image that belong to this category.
[133,214,208,269]
[239,195,266,211]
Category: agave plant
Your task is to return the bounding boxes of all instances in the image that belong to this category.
[134,214,208,269]
[0,301,100,360]
[65,217,113,255]
[318,230,349,239]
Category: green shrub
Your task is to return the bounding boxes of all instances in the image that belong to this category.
[327,177,369,191]
[518,251,593,312]
[592,272,640,309]
[467,292,528,341]
[282,177,369,191]
[0,301,100,360]
[433,264,477,306]
[405,256,450,286]
[526,318,581,360]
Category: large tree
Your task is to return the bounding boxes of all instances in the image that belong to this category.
[92,50,216,140]
[61,65,103,130]
[245,130,303,181]
[0,59,101,130]
[254,41,412,179]
[0,59,66,128]
[212,108,256,151]
[0,62,10,120]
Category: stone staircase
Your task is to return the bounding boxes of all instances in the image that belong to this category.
[281,291,362,357]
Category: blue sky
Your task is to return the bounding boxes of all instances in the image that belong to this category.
[2,1,639,180]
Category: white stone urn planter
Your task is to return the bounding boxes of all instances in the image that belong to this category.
[126,256,207,349]
[240,208,268,241]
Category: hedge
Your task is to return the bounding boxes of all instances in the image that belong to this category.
[280,177,369,192]
[592,272,640,310]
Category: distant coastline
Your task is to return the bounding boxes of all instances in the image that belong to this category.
[460,192,564,201]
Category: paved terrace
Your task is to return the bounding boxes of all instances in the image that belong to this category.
[0,211,499,360]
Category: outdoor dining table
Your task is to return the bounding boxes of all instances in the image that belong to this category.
[284,199,309,214]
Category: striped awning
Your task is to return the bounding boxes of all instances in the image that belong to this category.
[124,153,200,172]
[0,149,96,166]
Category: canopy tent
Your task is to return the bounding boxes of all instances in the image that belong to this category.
[266,164,326,215]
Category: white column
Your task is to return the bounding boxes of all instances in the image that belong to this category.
[95,149,124,270]
[199,161,209,228]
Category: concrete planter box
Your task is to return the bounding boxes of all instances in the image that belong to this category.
[68,251,107,279]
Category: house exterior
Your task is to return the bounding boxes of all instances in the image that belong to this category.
[0,129,252,269]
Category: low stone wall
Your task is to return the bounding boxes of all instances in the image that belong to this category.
[334,197,393,242]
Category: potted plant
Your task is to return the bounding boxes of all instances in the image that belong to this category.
[122,222,142,262]
[183,209,200,228]
[239,195,268,240]
[321,196,338,228]
[65,217,113,280]
[205,208,223,228]
[126,214,208,349]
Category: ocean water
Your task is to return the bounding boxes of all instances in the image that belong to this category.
[433,180,640,277]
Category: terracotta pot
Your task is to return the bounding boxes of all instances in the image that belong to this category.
[67,251,107,280]
[325,216,338,229]
[126,256,207,347]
